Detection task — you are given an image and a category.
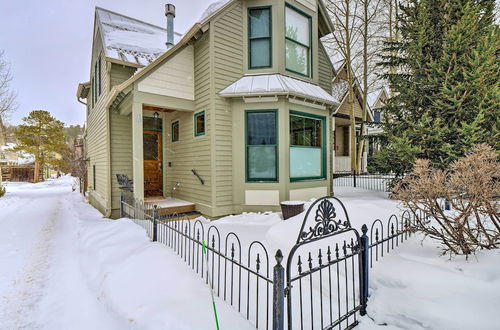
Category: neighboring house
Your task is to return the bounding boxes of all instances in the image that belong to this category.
[331,63,373,172]
[77,0,340,218]
[0,118,18,168]
[366,87,389,156]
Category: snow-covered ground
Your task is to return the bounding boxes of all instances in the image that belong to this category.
[0,178,498,330]
[0,177,252,330]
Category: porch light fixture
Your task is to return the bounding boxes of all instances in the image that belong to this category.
[153,111,160,119]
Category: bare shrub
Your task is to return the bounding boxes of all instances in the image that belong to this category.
[0,184,5,198]
[394,144,499,256]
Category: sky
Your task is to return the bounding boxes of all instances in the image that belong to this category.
[0,0,212,126]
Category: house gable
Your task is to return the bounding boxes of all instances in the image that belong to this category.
[137,46,195,101]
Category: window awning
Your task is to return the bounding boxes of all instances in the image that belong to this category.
[218,74,340,106]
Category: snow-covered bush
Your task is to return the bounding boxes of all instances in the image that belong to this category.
[394,144,499,256]
[0,184,5,198]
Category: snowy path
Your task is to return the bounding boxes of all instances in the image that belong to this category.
[0,178,254,330]
[0,181,129,329]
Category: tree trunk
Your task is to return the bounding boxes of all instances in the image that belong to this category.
[356,0,370,173]
[34,160,40,183]
[345,0,357,174]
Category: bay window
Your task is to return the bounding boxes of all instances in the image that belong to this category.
[248,7,272,69]
[285,5,311,76]
[290,111,326,181]
[246,110,278,181]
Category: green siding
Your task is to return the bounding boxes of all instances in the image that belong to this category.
[86,28,109,212]
[162,33,213,207]
[110,64,137,87]
[213,1,244,210]
[110,111,133,213]
[318,42,333,94]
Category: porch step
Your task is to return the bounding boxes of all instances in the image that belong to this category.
[159,211,203,221]
[145,198,201,220]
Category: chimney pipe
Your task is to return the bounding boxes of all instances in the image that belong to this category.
[165,4,176,49]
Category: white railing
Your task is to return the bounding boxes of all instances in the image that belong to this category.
[335,156,351,172]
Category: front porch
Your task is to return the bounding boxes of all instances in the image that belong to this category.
[333,116,367,172]
[110,88,208,218]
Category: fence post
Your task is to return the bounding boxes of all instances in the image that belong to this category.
[273,249,285,330]
[120,191,124,218]
[360,224,369,316]
[353,170,357,188]
[153,205,158,242]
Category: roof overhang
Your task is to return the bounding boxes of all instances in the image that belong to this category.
[76,82,90,105]
[318,0,335,37]
[104,23,203,111]
[219,74,340,109]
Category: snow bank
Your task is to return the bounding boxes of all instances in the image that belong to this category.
[69,193,253,329]
[359,239,500,330]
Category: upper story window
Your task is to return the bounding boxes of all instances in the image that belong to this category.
[248,7,272,69]
[285,5,311,77]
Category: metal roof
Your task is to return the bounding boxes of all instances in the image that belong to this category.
[95,7,183,66]
[218,74,340,106]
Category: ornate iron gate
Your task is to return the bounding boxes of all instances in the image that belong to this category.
[285,197,367,330]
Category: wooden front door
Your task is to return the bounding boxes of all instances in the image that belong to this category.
[143,130,163,197]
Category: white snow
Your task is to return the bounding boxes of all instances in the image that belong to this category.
[145,197,194,208]
[0,180,498,330]
[358,240,500,330]
[0,177,252,329]
[96,7,183,66]
[199,1,231,22]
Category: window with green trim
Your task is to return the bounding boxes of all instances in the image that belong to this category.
[285,5,311,76]
[248,7,272,69]
[194,111,205,136]
[97,56,102,96]
[246,110,278,181]
[289,112,326,180]
[91,76,95,108]
[171,121,179,142]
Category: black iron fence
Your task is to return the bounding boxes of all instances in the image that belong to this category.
[333,172,396,192]
[119,192,427,330]
[366,210,430,268]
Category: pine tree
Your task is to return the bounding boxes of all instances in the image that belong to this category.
[14,110,70,182]
[373,0,499,174]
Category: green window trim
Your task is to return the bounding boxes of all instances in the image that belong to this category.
[91,76,95,109]
[289,110,326,182]
[92,165,96,190]
[97,55,102,96]
[194,111,206,136]
[245,110,279,182]
[248,6,272,69]
[171,120,179,142]
[143,116,163,132]
[284,3,312,78]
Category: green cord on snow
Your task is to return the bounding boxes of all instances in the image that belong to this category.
[202,240,220,330]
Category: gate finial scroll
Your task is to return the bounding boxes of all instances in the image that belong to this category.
[297,197,352,245]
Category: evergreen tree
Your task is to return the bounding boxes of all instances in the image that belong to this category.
[373,0,499,174]
[14,110,70,182]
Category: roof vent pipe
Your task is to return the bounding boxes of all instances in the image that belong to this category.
[165,4,176,49]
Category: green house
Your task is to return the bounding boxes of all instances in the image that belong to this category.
[77,0,343,218]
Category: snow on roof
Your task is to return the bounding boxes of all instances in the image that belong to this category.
[199,0,231,22]
[332,79,348,104]
[96,7,183,66]
[219,74,340,105]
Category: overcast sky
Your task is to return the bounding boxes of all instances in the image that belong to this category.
[0,0,211,126]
